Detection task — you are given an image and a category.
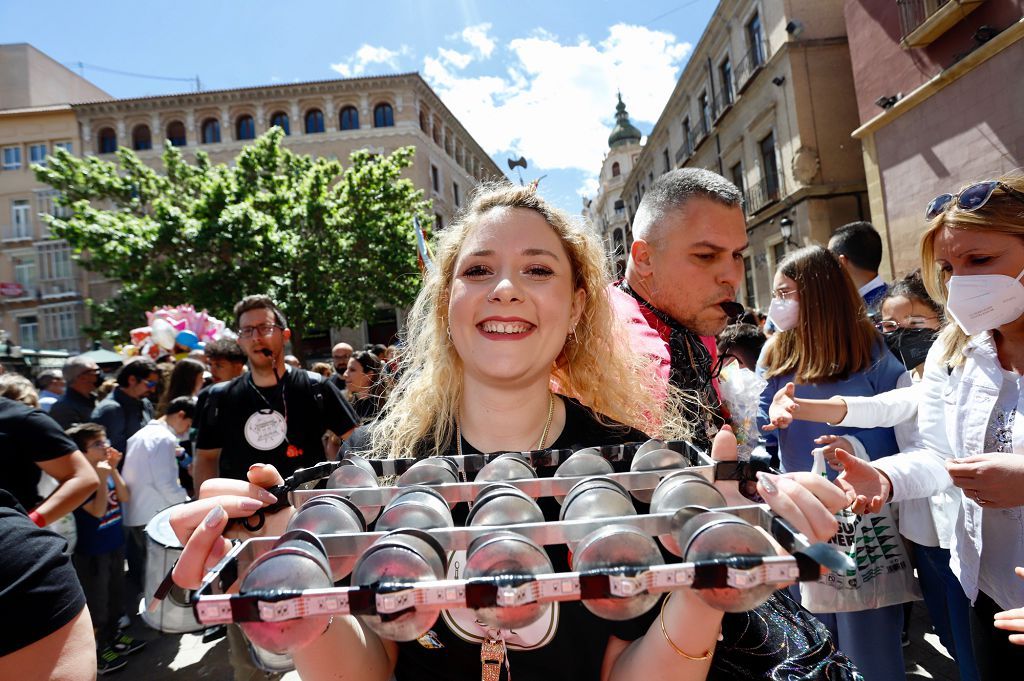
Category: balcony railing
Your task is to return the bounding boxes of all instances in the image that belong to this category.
[2,224,34,242]
[897,0,950,37]
[712,88,734,122]
[675,140,693,165]
[735,33,770,93]
[745,173,784,215]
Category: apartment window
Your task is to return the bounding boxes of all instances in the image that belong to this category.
[748,13,766,67]
[663,148,671,173]
[699,91,711,133]
[431,164,440,193]
[614,199,625,216]
[435,213,444,231]
[54,141,73,154]
[36,189,68,223]
[760,131,780,198]
[29,143,47,167]
[270,112,290,135]
[339,106,359,131]
[743,256,756,308]
[201,118,221,144]
[611,162,621,178]
[236,115,256,140]
[98,128,117,154]
[453,182,461,207]
[14,259,35,290]
[3,146,21,170]
[648,172,654,185]
[18,316,39,348]
[772,240,787,269]
[304,109,325,134]
[720,57,734,105]
[42,305,80,344]
[682,118,692,154]
[132,125,152,151]
[374,103,395,128]
[11,200,31,239]
[166,121,187,146]
[730,162,744,195]
[38,241,73,281]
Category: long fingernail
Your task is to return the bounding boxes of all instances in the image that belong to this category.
[238,498,264,512]
[756,472,778,495]
[204,505,226,528]
[256,488,278,504]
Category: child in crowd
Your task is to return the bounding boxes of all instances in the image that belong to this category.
[65,423,147,675]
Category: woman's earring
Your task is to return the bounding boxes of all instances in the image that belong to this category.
[447,324,453,343]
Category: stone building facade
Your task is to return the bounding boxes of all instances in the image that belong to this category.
[619,0,869,311]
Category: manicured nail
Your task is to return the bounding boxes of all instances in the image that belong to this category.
[238,498,264,512]
[249,463,267,471]
[256,488,278,504]
[756,472,778,495]
[204,505,226,528]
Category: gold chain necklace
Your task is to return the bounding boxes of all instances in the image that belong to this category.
[456,391,555,457]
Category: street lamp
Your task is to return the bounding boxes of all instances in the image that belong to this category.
[779,217,798,248]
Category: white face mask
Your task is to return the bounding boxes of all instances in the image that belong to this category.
[767,297,800,332]
[945,266,1024,336]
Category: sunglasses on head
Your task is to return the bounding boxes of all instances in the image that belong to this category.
[925,180,1024,221]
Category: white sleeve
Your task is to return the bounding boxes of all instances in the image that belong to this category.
[150,435,187,506]
[836,372,918,428]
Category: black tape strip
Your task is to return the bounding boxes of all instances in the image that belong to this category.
[692,560,730,589]
[464,580,499,608]
[794,552,821,582]
[579,573,612,599]
[346,585,376,615]
[218,557,239,593]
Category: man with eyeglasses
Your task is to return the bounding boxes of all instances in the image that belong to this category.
[90,358,160,458]
[828,221,889,319]
[50,355,102,430]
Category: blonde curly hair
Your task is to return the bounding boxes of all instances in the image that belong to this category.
[370,182,692,459]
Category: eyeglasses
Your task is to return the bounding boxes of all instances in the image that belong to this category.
[772,288,797,300]
[874,316,939,334]
[237,324,280,339]
[925,180,1024,221]
[87,439,111,450]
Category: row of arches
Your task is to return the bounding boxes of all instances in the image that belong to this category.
[96,103,396,154]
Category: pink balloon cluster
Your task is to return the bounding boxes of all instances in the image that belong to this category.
[128,305,228,359]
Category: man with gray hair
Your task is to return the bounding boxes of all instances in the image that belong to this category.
[610,168,748,449]
[49,356,101,429]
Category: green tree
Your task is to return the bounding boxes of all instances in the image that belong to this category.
[34,128,432,360]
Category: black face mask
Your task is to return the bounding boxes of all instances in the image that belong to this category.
[884,328,938,369]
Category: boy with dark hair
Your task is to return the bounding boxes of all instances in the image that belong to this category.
[828,221,888,317]
[716,323,767,372]
[65,423,145,674]
[205,338,247,384]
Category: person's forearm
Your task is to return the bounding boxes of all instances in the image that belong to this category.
[791,396,848,425]
[193,449,221,493]
[33,471,99,524]
[111,470,130,504]
[609,589,723,681]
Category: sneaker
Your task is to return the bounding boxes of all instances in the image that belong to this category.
[110,633,147,656]
[97,647,127,675]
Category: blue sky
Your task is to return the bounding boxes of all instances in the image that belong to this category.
[0,0,717,213]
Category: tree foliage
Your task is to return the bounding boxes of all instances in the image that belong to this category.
[34,128,432,357]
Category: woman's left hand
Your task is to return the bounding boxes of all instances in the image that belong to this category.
[947,454,1024,508]
[994,567,1024,645]
[710,427,849,543]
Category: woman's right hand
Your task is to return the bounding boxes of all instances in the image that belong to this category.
[833,449,892,514]
[169,463,295,589]
[763,382,798,432]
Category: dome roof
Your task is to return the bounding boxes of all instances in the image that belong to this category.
[608,92,642,148]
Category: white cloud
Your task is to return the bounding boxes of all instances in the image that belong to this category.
[461,23,496,58]
[423,23,691,181]
[438,47,474,70]
[330,44,411,78]
[577,176,601,198]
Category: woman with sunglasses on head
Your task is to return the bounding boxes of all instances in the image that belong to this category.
[168,184,861,681]
[829,175,1024,679]
[756,245,909,680]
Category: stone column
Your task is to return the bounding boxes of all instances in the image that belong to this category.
[323,96,335,132]
[290,101,301,134]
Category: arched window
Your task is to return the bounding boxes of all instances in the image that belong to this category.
[373,103,394,128]
[339,106,359,131]
[304,109,325,134]
[236,115,255,141]
[419,110,429,133]
[97,127,117,154]
[166,121,187,147]
[131,125,151,151]
[611,162,621,177]
[201,118,221,144]
[269,111,290,135]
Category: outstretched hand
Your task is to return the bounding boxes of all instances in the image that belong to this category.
[762,382,798,432]
[834,449,891,514]
[994,567,1024,645]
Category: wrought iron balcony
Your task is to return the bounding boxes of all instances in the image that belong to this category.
[735,33,770,93]
[745,173,784,215]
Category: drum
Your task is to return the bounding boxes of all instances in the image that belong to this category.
[142,505,202,633]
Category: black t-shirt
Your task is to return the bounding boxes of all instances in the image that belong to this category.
[0,397,79,510]
[0,488,86,656]
[195,368,359,481]
[359,397,859,681]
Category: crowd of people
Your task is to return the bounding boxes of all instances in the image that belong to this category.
[2,169,1024,681]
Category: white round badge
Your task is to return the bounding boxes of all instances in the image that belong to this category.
[244,409,287,451]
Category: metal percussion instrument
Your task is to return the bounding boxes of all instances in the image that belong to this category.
[649,471,726,556]
[397,456,460,487]
[572,524,664,620]
[464,530,554,629]
[143,506,202,633]
[375,485,454,532]
[466,483,545,527]
[676,511,777,612]
[559,477,637,550]
[475,452,537,483]
[238,530,334,654]
[352,529,447,641]
[553,448,615,503]
[286,495,366,580]
[629,447,689,503]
